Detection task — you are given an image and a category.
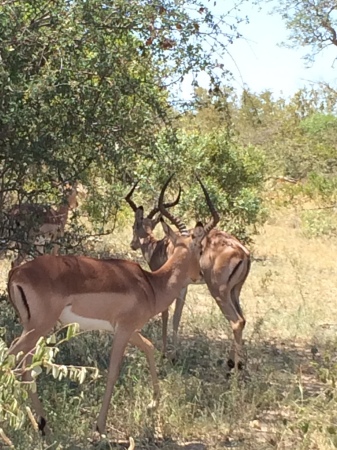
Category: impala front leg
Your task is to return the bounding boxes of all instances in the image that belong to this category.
[51,228,63,256]
[129,331,160,409]
[9,328,54,436]
[96,327,132,435]
[22,352,52,436]
[172,287,187,353]
[11,251,25,268]
[161,309,169,355]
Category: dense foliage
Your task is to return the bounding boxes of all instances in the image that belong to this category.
[181,86,337,209]
[0,0,259,249]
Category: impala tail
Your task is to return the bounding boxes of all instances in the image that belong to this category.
[8,270,31,323]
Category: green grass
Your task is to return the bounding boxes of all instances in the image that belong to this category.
[1,207,337,449]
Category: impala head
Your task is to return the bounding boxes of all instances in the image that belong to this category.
[53,169,79,209]
[125,181,181,251]
[158,174,219,283]
[61,181,78,209]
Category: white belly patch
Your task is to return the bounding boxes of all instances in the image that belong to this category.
[59,306,114,332]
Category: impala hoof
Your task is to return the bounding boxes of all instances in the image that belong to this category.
[227,358,235,369]
[38,417,52,437]
[227,359,244,371]
[147,399,158,411]
[95,424,106,437]
[90,430,105,444]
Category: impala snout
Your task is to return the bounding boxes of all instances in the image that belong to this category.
[190,270,203,283]
[130,236,140,251]
[190,276,199,283]
[188,258,204,283]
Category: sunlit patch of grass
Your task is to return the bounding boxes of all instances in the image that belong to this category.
[300,208,337,239]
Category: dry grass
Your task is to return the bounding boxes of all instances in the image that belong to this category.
[1,207,337,450]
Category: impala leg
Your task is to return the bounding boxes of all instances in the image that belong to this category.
[212,286,245,370]
[230,283,245,321]
[9,328,54,435]
[172,287,187,351]
[96,328,132,435]
[51,229,62,256]
[35,245,45,256]
[51,243,60,256]
[129,331,160,409]
[230,282,246,370]
[22,352,51,436]
[161,310,169,355]
[11,251,25,268]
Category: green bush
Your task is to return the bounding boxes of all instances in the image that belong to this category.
[132,129,266,242]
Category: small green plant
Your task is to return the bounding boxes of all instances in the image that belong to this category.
[0,324,99,447]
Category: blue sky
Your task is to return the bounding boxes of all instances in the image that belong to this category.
[180,1,337,99]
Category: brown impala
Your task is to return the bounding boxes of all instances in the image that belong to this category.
[6,180,78,267]
[7,174,218,436]
[126,178,250,370]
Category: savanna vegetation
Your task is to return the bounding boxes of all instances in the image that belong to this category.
[0,0,337,449]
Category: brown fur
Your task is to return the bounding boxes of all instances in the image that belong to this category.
[8,182,78,267]
[7,219,210,435]
[129,213,250,367]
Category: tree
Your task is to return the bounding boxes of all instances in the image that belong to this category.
[131,126,266,242]
[271,0,337,64]
[0,0,250,254]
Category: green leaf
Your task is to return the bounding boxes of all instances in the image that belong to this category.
[31,366,42,379]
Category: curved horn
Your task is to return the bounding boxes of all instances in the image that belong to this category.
[147,184,182,219]
[158,175,188,235]
[196,176,220,234]
[125,182,139,212]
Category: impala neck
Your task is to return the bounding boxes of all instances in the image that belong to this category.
[54,203,69,226]
[139,235,169,271]
[139,235,157,264]
[149,246,192,316]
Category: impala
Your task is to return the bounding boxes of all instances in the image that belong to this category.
[7,175,218,436]
[6,180,78,267]
[126,180,251,370]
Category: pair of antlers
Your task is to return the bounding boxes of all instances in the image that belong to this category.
[125,175,219,235]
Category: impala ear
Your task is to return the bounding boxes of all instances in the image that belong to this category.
[160,217,178,246]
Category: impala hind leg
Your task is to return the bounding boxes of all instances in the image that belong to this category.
[210,285,245,371]
[9,327,54,435]
[228,282,246,370]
